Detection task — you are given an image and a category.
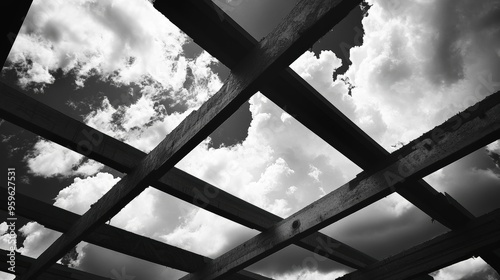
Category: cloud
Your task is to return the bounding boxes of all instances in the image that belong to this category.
[431,258,497,280]
[5,0,188,91]
[75,243,187,280]
[0,273,14,280]
[343,0,500,149]
[24,140,103,178]
[486,140,500,168]
[274,270,348,280]
[54,172,119,215]
[424,148,500,217]
[19,0,223,174]
[17,222,61,258]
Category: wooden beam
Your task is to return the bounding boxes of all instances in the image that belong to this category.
[0,249,112,280]
[15,1,362,279]
[0,187,270,280]
[336,209,500,280]
[178,93,500,280]
[0,79,376,268]
[155,0,500,270]
[0,0,32,68]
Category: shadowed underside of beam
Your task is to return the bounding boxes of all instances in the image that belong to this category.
[13,0,364,279]
[337,209,500,280]
[154,0,500,272]
[178,92,500,279]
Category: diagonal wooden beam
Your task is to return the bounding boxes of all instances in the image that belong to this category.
[336,209,500,280]
[15,1,362,279]
[155,0,500,271]
[178,92,500,280]
[0,78,375,269]
[0,187,271,280]
[0,249,112,280]
[0,0,33,68]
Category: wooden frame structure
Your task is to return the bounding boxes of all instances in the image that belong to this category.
[1,0,499,279]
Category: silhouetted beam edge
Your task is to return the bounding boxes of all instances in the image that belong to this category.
[336,209,500,280]
[0,79,375,269]
[178,93,500,280]
[0,188,270,280]
[1,0,33,68]
[0,249,112,280]
[14,1,362,279]
[155,0,500,270]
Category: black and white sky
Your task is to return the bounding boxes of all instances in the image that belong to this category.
[1,0,500,279]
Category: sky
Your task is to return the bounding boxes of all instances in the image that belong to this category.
[0,0,500,279]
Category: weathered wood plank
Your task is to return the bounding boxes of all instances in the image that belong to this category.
[336,209,500,280]
[156,0,500,270]
[15,1,361,279]
[0,81,376,269]
[178,93,500,280]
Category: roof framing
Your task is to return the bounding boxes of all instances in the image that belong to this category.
[177,92,500,280]
[0,82,376,269]
[0,0,498,279]
[156,0,500,270]
[12,1,366,279]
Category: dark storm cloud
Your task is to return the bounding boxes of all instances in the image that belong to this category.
[429,148,500,217]
[426,0,500,86]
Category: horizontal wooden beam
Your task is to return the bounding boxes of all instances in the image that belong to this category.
[0,187,270,280]
[0,76,375,268]
[337,209,500,280]
[15,1,363,279]
[155,0,500,271]
[0,249,112,280]
[178,93,500,280]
